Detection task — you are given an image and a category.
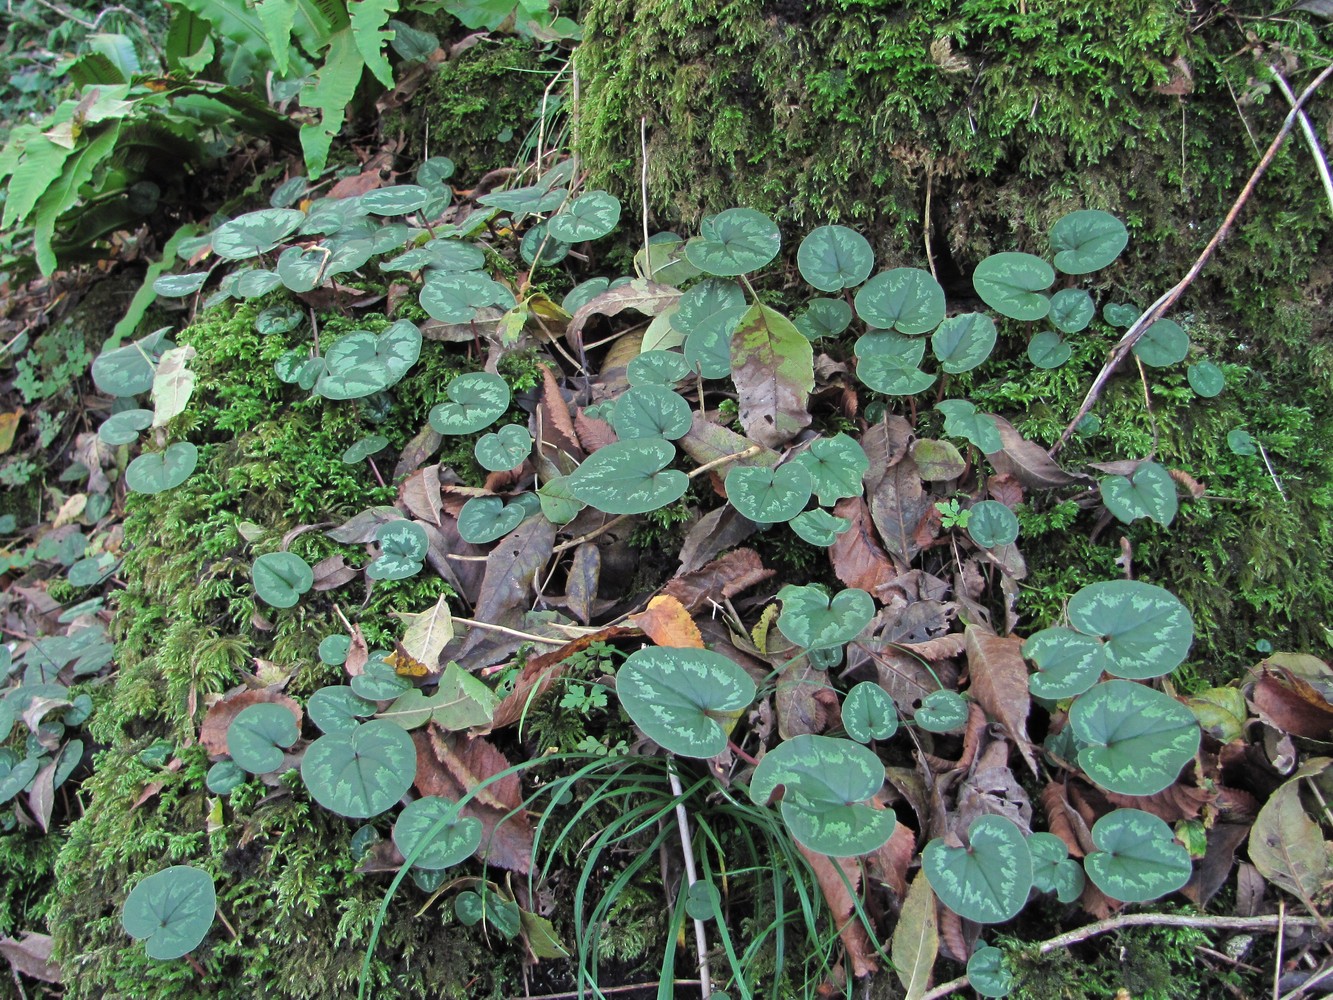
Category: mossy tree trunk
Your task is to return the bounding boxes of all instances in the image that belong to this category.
[576,0,1333,666]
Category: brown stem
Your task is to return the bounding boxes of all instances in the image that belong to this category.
[1051,61,1333,457]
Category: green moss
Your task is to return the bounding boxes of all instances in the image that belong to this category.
[390,38,565,182]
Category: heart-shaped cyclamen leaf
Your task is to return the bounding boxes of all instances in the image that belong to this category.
[794,298,853,340]
[748,734,896,856]
[251,551,314,608]
[627,350,691,387]
[972,252,1054,321]
[924,815,1033,923]
[369,520,429,580]
[92,329,171,398]
[206,760,247,796]
[1131,319,1189,367]
[1099,461,1178,527]
[125,441,198,495]
[428,372,511,434]
[914,689,969,732]
[617,646,757,757]
[1066,579,1193,679]
[227,702,299,774]
[566,438,689,515]
[99,408,153,446]
[1028,832,1086,903]
[968,946,1016,998]
[855,354,936,396]
[967,500,1020,548]
[474,424,533,472]
[457,496,527,544]
[853,267,945,334]
[789,508,851,547]
[1022,627,1105,700]
[610,385,693,441]
[792,433,869,507]
[1084,808,1192,902]
[1187,361,1225,397]
[684,208,781,276]
[300,720,416,818]
[1070,680,1200,795]
[776,585,874,650]
[211,208,303,259]
[307,685,376,735]
[1049,210,1129,274]
[841,681,898,743]
[392,795,483,869]
[360,185,431,215]
[537,476,584,525]
[931,312,997,373]
[1026,331,1072,369]
[121,865,216,960]
[314,322,422,400]
[153,272,209,298]
[547,191,621,242]
[419,271,495,324]
[724,463,813,524]
[797,225,874,292]
[1048,288,1096,333]
[342,435,389,464]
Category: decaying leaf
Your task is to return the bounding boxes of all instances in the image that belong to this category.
[452,516,556,663]
[198,688,302,756]
[675,506,760,576]
[1247,763,1332,912]
[964,625,1036,776]
[870,454,932,568]
[729,301,815,448]
[0,931,61,984]
[988,415,1088,490]
[892,868,938,999]
[1252,666,1333,740]
[829,496,897,592]
[394,594,455,669]
[628,594,703,648]
[799,846,879,978]
[665,547,772,609]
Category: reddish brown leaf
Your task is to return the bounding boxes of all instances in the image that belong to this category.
[453,516,556,663]
[413,726,533,873]
[1252,668,1333,739]
[1168,468,1205,499]
[859,415,913,493]
[1103,781,1214,823]
[674,507,760,576]
[537,365,584,466]
[987,473,1024,507]
[777,658,836,739]
[865,818,915,899]
[1180,822,1251,906]
[663,547,773,610]
[564,542,600,625]
[1039,781,1093,857]
[628,594,704,648]
[565,279,680,348]
[870,454,932,569]
[311,554,359,592]
[799,847,878,978]
[963,625,1036,776]
[573,407,616,453]
[935,902,973,963]
[393,423,443,481]
[399,465,444,525]
[0,932,61,984]
[896,633,967,661]
[829,497,898,592]
[199,689,302,756]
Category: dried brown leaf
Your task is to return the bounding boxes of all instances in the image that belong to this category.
[829,497,898,592]
[394,423,444,481]
[564,542,600,625]
[629,594,704,648]
[987,473,1024,507]
[800,847,878,978]
[964,625,1036,776]
[865,818,915,899]
[986,415,1088,490]
[1039,781,1093,857]
[870,454,931,568]
[674,506,760,576]
[0,932,61,984]
[573,406,617,453]
[311,554,359,592]
[453,517,556,663]
[859,415,913,493]
[728,302,814,448]
[565,279,681,349]
[537,364,584,467]
[891,869,937,997]
[777,657,837,739]
[1252,668,1333,740]
[1180,822,1251,907]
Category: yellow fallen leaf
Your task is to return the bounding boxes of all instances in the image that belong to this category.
[0,409,24,454]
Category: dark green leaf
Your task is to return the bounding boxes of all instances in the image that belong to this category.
[972,253,1054,321]
[854,268,945,334]
[967,500,1019,548]
[1085,808,1192,902]
[797,225,874,292]
[211,208,303,260]
[1048,288,1096,333]
[1071,681,1200,795]
[1049,210,1128,274]
[776,585,873,650]
[1187,361,1225,397]
[841,681,898,743]
[1131,319,1189,367]
[924,815,1033,923]
[428,372,510,434]
[227,703,298,774]
[547,191,621,242]
[1099,461,1178,527]
[392,795,482,869]
[125,442,198,494]
[1027,331,1071,369]
[685,208,781,276]
[300,720,417,818]
[914,689,968,732]
[617,646,757,757]
[724,463,813,524]
[610,385,693,441]
[121,865,216,960]
[474,424,533,471]
[788,508,851,547]
[567,438,689,515]
[931,312,997,373]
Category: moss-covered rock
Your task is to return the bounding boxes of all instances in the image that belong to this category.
[576,0,1333,674]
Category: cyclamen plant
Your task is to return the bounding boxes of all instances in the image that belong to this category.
[101,167,1230,995]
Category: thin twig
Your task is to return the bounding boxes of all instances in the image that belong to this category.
[641,116,654,280]
[1052,62,1333,455]
[667,758,712,999]
[1269,66,1333,216]
[1279,963,1333,1000]
[452,616,565,646]
[1257,441,1288,503]
[918,912,1328,1000]
[923,170,937,281]
[1136,355,1160,458]
[1276,901,1286,1000]
[518,980,702,1000]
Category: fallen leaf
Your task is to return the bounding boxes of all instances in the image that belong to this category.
[413,726,533,872]
[1103,780,1214,823]
[565,279,681,349]
[1247,765,1331,912]
[1252,668,1333,740]
[394,594,455,670]
[870,454,932,569]
[892,868,937,998]
[987,473,1024,507]
[865,817,915,899]
[537,364,584,466]
[935,904,975,963]
[910,439,966,481]
[677,412,778,473]
[1180,822,1251,907]
[452,517,556,663]
[663,548,772,610]
[1039,781,1093,857]
[400,465,444,525]
[777,657,836,739]
[629,594,703,648]
[394,423,443,481]
[829,496,898,592]
[988,415,1088,490]
[51,493,86,529]
[573,406,617,453]
[326,506,403,544]
[964,625,1036,776]
[150,344,197,427]
[311,554,359,591]
[0,408,23,454]
[800,846,878,978]
[674,506,759,576]
[0,931,60,984]
[198,689,302,756]
[563,542,600,625]
[729,301,815,448]
[488,626,635,731]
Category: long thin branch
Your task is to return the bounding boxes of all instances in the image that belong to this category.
[1269,66,1333,215]
[918,912,1328,1000]
[667,758,712,999]
[1052,61,1333,456]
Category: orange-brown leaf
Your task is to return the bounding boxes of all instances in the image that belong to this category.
[829,496,898,592]
[799,847,878,978]
[628,594,703,648]
[964,625,1036,775]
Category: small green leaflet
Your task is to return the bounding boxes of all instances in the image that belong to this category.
[226,702,299,774]
[251,551,314,608]
[428,372,510,434]
[392,795,482,870]
[314,322,422,400]
[617,646,756,757]
[457,495,527,544]
[627,350,691,387]
[967,946,1016,998]
[1070,680,1200,796]
[924,815,1033,923]
[1132,319,1189,367]
[971,252,1054,321]
[789,508,851,547]
[724,463,812,523]
[121,865,216,960]
[796,225,874,292]
[684,208,781,276]
[967,500,1019,548]
[792,434,869,507]
[1103,302,1138,328]
[566,438,688,515]
[610,384,693,441]
[211,208,303,260]
[1028,832,1085,903]
[935,400,1002,453]
[1027,331,1071,369]
[360,185,431,215]
[914,689,969,732]
[1049,210,1129,275]
[931,312,996,373]
[318,635,352,666]
[1048,288,1095,333]
[369,520,429,580]
[152,271,209,298]
[98,408,153,446]
[856,353,935,396]
[92,328,171,397]
[794,298,853,340]
[308,686,376,735]
[342,435,389,464]
[1084,808,1192,902]
[1099,460,1178,527]
[1227,428,1257,456]
[1187,361,1225,397]
[538,476,584,525]
[748,734,896,856]
[474,424,533,471]
[1023,627,1105,699]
